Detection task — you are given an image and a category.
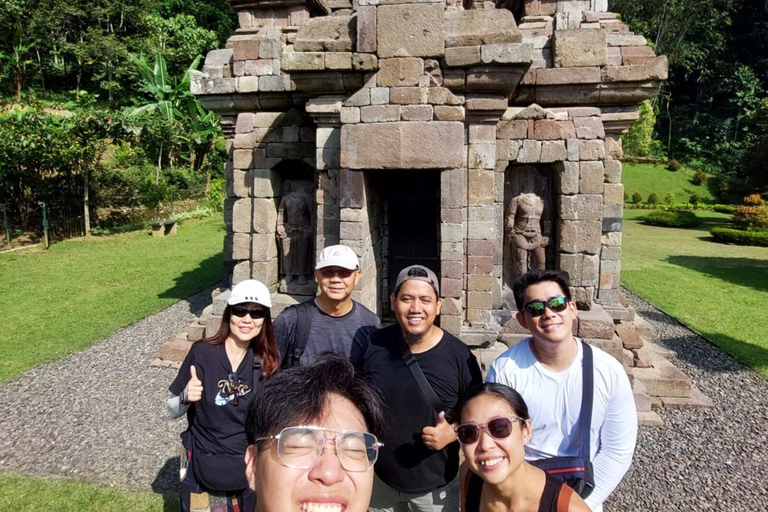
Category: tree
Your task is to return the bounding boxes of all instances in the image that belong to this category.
[1,26,36,101]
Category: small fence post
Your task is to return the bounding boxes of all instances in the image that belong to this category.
[38,201,50,249]
[1,203,10,247]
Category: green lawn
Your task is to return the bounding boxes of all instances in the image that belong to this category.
[622,209,768,378]
[0,217,224,382]
[0,472,172,511]
[622,162,715,204]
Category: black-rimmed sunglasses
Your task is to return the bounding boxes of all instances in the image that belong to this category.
[523,296,568,317]
[231,306,267,319]
[454,416,525,444]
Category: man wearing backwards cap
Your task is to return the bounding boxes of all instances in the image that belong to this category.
[274,244,380,368]
[360,265,482,512]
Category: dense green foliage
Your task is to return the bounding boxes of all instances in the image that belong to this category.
[622,100,659,157]
[611,0,768,199]
[711,226,768,247]
[622,209,768,378]
[641,210,701,228]
[0,217,223,381]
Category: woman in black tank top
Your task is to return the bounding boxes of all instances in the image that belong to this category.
[454,383,591,512]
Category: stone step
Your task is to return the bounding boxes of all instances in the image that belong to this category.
[615,320,642,350]
[585,334,624,362]
[575,305,614,340]
[660,387,714,410]
[632,379,652,412]
[187,323,206,342]
[474,342,511,378]
[160,337,194,362]
[631,360,692,398]
[637,410,663,427]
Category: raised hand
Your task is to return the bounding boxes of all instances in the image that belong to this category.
[421,411,457,451]
[185,365,204,402]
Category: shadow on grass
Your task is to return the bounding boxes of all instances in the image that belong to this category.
[151,457,180,511]
[640,305,768,377]
[666,255,768,293]
[158,253,223,303]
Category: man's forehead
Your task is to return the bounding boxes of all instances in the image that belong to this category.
[397,279,439,298]
[523,280,566,299]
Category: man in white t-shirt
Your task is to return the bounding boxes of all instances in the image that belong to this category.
[486,269,636,512]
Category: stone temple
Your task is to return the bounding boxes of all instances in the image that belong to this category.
[174,0,699,419]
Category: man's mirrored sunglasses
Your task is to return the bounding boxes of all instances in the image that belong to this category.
[231,306,267,319]
[523,296,568,317]
[454,416,525,444]
[255,426,383,472]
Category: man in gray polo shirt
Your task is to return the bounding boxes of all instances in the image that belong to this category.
[274,244,380,367]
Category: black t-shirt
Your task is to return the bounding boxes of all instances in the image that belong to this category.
[360,324,483,494]
[169,341,258,456]
[274,299,380,367]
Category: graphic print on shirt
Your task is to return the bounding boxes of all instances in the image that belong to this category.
[214,376,251,406]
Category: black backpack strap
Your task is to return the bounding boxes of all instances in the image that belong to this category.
[252,353,263,389]
[289,300,313,367]
[465,471,483,512]
[400,337,448,415]
[577,340,594,459]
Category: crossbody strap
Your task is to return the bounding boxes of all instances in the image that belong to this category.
[289,300,313,367]
[400,338,447,414]
[252,353,263,389]
[577,340,594,460]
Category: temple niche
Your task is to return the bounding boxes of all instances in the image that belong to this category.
[504,166,553,300]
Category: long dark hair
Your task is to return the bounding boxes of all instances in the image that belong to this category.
[203,305,279,377]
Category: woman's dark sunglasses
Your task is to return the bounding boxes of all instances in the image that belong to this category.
[231,306,267,319]
[454,416,525,445]
[523,296,568,317]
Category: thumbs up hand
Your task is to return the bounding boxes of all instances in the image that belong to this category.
[421,411,457,451]
[185,365,204,403]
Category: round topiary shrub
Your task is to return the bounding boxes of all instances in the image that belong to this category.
[692,170,707,185]
[647,193,659,204]
[641,210,701,228]
[667,159,682,172]
[631,191,643,204]
[689,193,701,205]
[664,193,674,205]
[711,226,768,247]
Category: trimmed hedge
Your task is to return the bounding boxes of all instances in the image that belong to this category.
[641,210,701,228]
[711,227,768,247]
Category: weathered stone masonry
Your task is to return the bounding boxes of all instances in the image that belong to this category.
[156,0,709,422]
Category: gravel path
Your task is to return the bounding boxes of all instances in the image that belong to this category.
[0,288,766,510]
[608,290,768,511]
[0,288,215,496]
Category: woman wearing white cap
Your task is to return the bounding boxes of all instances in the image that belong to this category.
[168,279,278,512]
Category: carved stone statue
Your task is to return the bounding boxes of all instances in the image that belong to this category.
[506,173,551,281]
[276,179,314,285]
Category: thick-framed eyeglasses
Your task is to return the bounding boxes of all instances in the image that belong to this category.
[231,306,267,319]
[255,426,383,472]
[523,296,568,317]
[454,416,526,445]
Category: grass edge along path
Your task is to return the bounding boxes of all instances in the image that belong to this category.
[0,217,224,382]
[0,471,172,512]
[621,210,768,379]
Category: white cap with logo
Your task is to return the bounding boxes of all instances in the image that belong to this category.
[315,244,360,271]
[227,279,272,308]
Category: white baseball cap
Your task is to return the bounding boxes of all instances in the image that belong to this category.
[228,279,272,308]
[315,244,359,271]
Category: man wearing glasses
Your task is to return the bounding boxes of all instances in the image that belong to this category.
[244,353,386,512]
[361,265,483,512]
[274,244,380,367]
[486,269,637,512]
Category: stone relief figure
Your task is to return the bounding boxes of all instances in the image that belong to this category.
[276,179,315,285]
[506,171,551,281]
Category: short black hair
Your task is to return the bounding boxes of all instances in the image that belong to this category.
[455,382,530,423]
[512,269,571,311]
[246,352,386,445]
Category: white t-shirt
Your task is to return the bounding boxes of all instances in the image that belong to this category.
[486,338,637,512]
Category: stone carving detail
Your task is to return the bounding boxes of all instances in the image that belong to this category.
[506,168,551,281]
[276,179,315,285]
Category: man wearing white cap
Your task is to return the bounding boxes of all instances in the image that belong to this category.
[274,244,380,368]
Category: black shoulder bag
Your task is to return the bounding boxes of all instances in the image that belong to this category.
[190,356,263,492]
[530,340,595,499]
[281,300,313,369]
[400,338,455,423]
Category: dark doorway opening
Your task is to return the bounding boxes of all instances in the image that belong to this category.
[381,170,440,298]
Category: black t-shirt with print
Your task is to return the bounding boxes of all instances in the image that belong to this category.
[360,324,483,494]
[170,341,257,456]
